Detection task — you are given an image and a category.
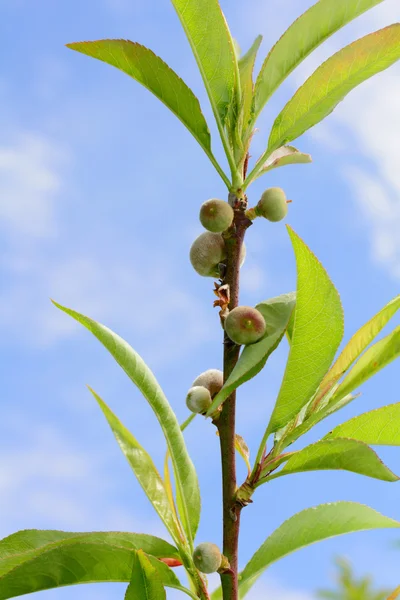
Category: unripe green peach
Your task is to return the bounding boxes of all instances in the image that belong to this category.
[192,369,223,398]
[189,233,246,278]
[193,543,222,574]
[190,232,227,277]
[186,386,212,414]
[199,199,234,233]
[225,306,266,345]
[256,187,288,222]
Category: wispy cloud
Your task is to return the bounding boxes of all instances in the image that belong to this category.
[0,132,68,241]
[0,130,213,362]
[272,1,400,281]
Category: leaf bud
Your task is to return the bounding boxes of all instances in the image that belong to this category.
[256,187,288,222]
[199,199,234,233]
[225,306,266,345]
[186,386,212,414]
[193,542,222,574]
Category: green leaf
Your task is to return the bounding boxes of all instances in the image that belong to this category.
[89,388,183,543]
[53,301,201,545]
[206,293,296,416]
[216,431,251,476]
[170,0,236,126]
[238,35,263,134]
[253,0,384,117]
[0,538,180,600]
[67,40,211,156]
[317,294,400,402]
[268,25,400,153]
[238,502,400,597]
[331,326,400,404]
[268,438,398,482]
[0,530,179,578]
[258,145,312,176]
[326,403,400,446]
[235,434,251,476]
[125,550,166,600]
[267,227,343,433]
[280,392,359,451]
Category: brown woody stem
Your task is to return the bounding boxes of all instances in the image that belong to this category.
[216,195,251,600]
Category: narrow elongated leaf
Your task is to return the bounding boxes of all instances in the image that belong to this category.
[331,326,400,403]
[89,389,182,542]
[269,438,398,482]
[238,35,263,133]
[268,25,400,152]
[238,503,400,597]
[0,530,179,578]
[53,301,201,544]
[280,392,359,451]
[254,0,384,117]
[0,541,180,600]
[216,431,251,475]
[317,294,400,402]
[67,40,211,155]
[125,550,166,600]
[267,228,343,433]
[235,434,251,476]
[326,404,400,446]
[207,293,295,415]
[170,0,236,125]
[259,145,312,175]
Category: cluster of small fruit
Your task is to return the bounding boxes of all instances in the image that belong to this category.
[188,186,288,371]
[189,187,287,278]
[187,190,288,573]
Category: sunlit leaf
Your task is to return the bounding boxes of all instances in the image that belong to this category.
[268,25,400,152]
[280,392,359,451]
[125,550,166,600]
[266,227,343,433]
[326,403,400,446]
[237,503,400,597]
[163,414,196,528]
[268,438,398,482]
[207,293,295,416]
[53,301,201,545]
[330,326,400,404]
[216,431,251,475]
[170,0,236,125]
[0,537,180,600]
[67,40,211,156]
[317,294,400,403]
[238,35,263,134]
[89,388,183,543]
[258,145,312,176]
[0,530,179,577]
[254,0,384,117]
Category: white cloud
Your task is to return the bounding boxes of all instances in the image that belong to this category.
[241,264,265,293]
[0,422,99,530]
[0,132,68,240]
[0,130,213,361]
[321,67,400,280]
[274,1,400,281]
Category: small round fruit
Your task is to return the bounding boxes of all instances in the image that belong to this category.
[225,306,266,345]
[193,543,222,574]
[199,199,234,233]
[190,232,227,277]
[186,386,212,414]
[192,369,223,398]
[256,187,288,222]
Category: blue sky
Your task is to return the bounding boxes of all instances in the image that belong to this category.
[1,0,400,598]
